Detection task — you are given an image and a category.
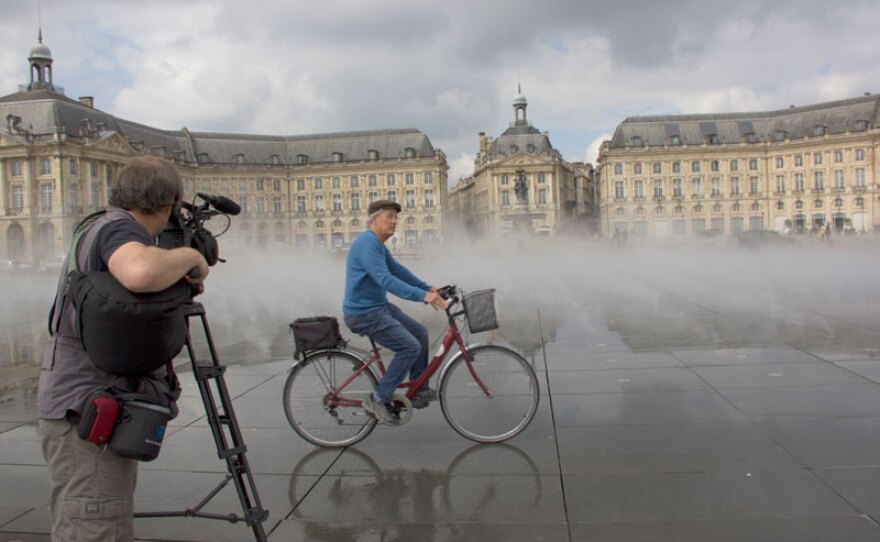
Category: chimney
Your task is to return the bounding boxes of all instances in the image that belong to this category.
[78,96,94,108]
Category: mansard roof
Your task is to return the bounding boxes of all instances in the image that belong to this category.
[609,94,880,149]
[0,89,438,165]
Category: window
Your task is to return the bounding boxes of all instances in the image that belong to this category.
[834,170,844,189]
[256,196,265,215]
[11,160,23,177]
[731,217,744,234]
[855,148,865,161]
[673,219,686,236]
[730,160,738,172]
[814,171,824,190]
[814,152,823,166]
[369,175,377,187]
[775,157,784,169]
[672,161,681,173]
[274,179,282,191]
[332,152,343,162]
[794,173,804,192]
[691,178,702,197]
[368,150,379,161]
[350,176,359,188]
[812,125,825,136]
[69,159,78,176]
[855,168,866,187]
[691,161,700,173]
[834,151,843,163]
[69,182,79,211]
[614,181,625,200]
[672,178,682,198]
[509,144,519,154]
[774,130,787,141]
[634,163,643,175]
[387,190,396,202]
[350,192,360,211]
[748,159,758,171]
[405,147,417,158]
[273,196,282,214]
[501,190,510,207]
[386,174,395,186]
[332,177,340,189]
[405,190,415,209]
[425,189,434,208]
[631,136,641,148]
[405,230,418,246]
[332,194,342,212]
[749,216,764,230]
[711,217,724,233]
[730,177,740,195]
[856,197,865,207]
[634,180,644,199]
[256,179,264,191]
[501,175,509,185]
[744,133,757,144]
[710,160,720,172]
[527,144,536,153]
[296,154,308,165]
[537,188,547,205]
[297,179,305,190]
[12,185,24,212]
[614,164,623,176]
[314,178,322,190]
[537,173,546,184]
[776,175,785,193]
[405,173,414,185]
[776,201,785,210]
[855,120,869,131]
[424,172,433,184]
[40,183,53,212]
[707,134,719,145]
[693,219,706,234]
[40,158,51,176]
[653,162,662,174]
[670,135,680,146]
[712,204,722,213]
[653,180,663,198]
[711,177,721,196]
[794,155,803,167]
[314,194,324,212]
[749,176,759,195]
[368,191,378,204]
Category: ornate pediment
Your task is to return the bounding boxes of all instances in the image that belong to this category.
[87,131,136,155]
[495,153,550,167]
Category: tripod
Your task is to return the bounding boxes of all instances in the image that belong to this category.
[134,301,270,541]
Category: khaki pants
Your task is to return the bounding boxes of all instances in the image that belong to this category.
[39,419,137,542]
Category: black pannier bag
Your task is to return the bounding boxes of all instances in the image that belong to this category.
[69,272,190,377]
[290,316,345,359]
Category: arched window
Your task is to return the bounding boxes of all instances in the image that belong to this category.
[750,202,761,211]
[368,150,379,161]
[332,152,343,162]
[776,201,784,210]
[712,203,722,213]
[404,147,417,158]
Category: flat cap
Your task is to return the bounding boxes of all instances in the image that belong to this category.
[368,199,402,215]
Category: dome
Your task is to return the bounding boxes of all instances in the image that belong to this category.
[29,42,52,61]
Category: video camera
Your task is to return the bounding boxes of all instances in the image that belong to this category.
[157,192,241,266]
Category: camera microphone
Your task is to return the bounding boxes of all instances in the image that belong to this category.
[197,193,241,215]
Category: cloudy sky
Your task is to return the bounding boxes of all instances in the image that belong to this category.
[1,0,878,184]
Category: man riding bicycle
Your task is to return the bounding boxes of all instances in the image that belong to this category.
[343,199,448,425]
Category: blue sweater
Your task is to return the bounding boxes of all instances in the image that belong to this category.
[343,231,430,316]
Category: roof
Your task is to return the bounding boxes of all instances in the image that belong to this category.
[0,89,438,165]
[608,94,880,148]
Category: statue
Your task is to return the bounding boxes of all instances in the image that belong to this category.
[514,169,528,203]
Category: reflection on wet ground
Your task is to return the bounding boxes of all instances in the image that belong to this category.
[2,243,880,540]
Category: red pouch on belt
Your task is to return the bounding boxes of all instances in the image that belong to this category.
[76,390,120,445]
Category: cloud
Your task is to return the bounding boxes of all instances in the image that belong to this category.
[585,134,611,165]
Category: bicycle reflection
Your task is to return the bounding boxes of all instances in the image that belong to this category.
[287,443,543,539]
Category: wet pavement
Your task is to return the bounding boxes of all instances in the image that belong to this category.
[2,241,880,541]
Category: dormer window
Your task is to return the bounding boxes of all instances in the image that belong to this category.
[332,152,343,163]
[197,152,210,164]
[234,154,246,164]
[509,144,519,154]
[744,133,757,144]
[631,136,642,148]
[669,135,680,146]
[368,150,379,161]
[296,154,309,165]
[706,134,719,144]
[526,144,536,153]
[812,125,826,137]
[269,154,281,165]
[404,147,416,158]
[854,119,869,131]
[152,146,166,157]
[773,130,787,142]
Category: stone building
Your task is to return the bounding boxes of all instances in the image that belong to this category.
[597,94,879,239]
[447,89,594,238]
[0,35,448,266]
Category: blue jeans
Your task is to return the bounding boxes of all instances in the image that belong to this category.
[344,303,429,403]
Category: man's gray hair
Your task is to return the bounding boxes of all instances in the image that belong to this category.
[109,156,182,214]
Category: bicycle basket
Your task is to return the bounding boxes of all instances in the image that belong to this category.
[290,316,345,359]
[462,289,499,334]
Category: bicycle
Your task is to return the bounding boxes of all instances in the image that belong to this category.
[282,285,540,447]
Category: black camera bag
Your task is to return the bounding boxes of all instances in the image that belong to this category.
[107,392,171,462]
[290,316,345,359]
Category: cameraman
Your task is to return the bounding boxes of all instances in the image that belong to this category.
[38,156,208,541]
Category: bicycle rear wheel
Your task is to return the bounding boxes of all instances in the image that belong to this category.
[283,350,378,447]
[439,345,539,443]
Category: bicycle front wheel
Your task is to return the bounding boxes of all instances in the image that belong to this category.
[283,350,378,447]
[439,345,539,443]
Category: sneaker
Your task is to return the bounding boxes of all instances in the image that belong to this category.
[410,387,438,409]
[363,394,399,425]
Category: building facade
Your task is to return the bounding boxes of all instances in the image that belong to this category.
[597,95,880,239]
[447,90,594,238]
[0,36,448,266]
